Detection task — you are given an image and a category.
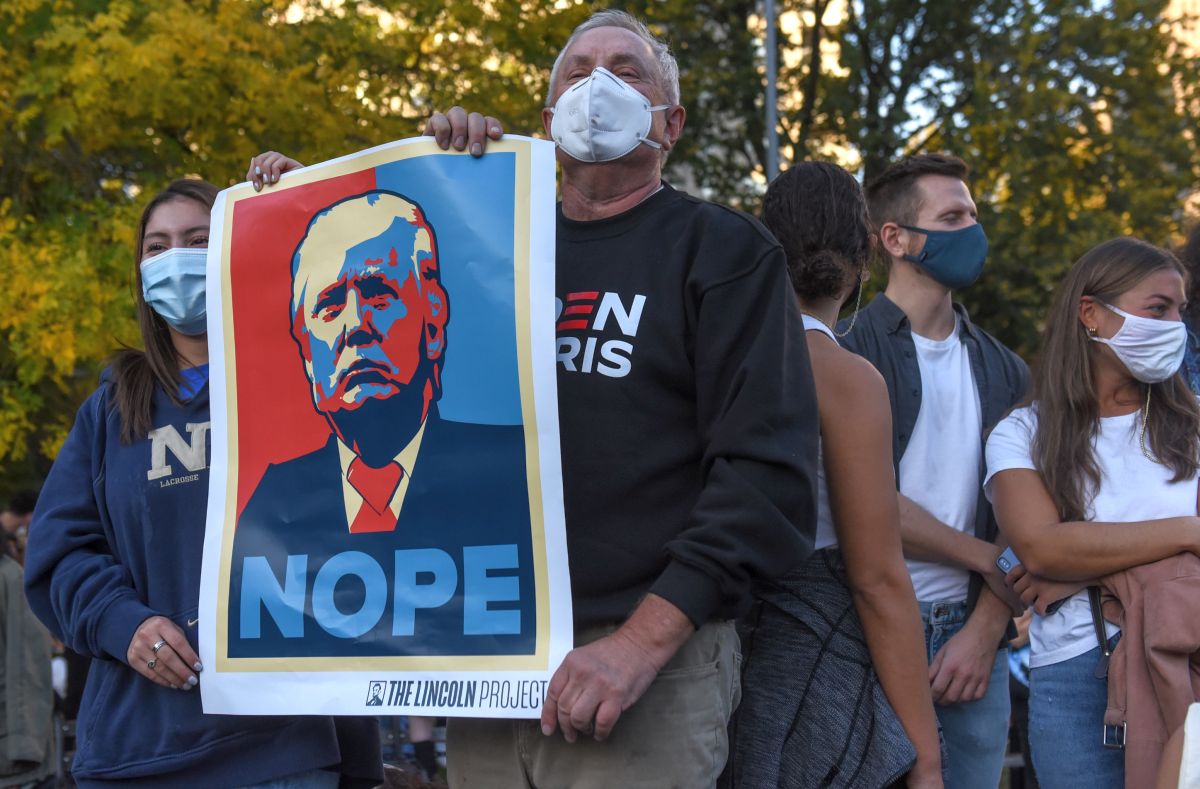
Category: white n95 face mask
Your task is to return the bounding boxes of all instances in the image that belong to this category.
[1090,302,1187,383]
[140,248,209,336]
[550,67,670,163]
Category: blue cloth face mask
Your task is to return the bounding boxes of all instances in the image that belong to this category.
[140,248,208,336]
[899,223,989,290]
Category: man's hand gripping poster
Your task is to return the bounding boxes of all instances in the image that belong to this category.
[198,137,570,717]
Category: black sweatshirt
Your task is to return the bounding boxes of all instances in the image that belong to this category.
[554,183,819,631]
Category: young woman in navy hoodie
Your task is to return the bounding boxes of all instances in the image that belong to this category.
[23,180,383,789]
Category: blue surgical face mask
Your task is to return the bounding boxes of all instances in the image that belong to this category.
[899,223,989,290]
[140,248,208,336]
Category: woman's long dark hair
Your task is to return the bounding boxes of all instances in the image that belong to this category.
[110,179,218,443]
[1031,237,1200,521]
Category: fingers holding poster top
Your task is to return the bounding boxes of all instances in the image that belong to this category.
[251,109,504,194]
[422,106,504,156]
[247,151,305,191]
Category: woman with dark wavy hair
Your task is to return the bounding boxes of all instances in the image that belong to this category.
[23,180,382,789]
[724,162,942,789]
[986,237,1200,787]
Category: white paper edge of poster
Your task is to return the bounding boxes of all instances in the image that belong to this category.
[198,135,570,717]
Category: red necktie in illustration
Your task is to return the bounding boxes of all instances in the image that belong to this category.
[346,458,403,534]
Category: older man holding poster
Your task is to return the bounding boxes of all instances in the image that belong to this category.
[250,9,818,786]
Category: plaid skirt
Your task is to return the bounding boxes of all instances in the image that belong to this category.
[722,547,917,788]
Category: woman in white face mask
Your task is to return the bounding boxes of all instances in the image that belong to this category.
[23,180,383,789]
[985,237,1200,788]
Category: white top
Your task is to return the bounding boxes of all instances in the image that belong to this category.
[984,405,1198,668]
[899,320,982,602]
[1181,702,1200,789]
[802,314,839,551]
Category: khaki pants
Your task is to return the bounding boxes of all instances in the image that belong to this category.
[447,621,741,789]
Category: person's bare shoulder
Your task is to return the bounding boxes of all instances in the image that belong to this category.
[807,336,889,423]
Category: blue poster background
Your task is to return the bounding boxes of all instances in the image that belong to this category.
[377,153,521,427]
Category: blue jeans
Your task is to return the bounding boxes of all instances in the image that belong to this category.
[1028,637,1123,789]
[920,600,1010,789]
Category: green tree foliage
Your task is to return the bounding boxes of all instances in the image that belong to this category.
[943,1,1200,355]
[0,0,585,490]
[821,0,1199,353]
[646,0,1199,354]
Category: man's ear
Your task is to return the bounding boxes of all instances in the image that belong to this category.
[660,104,686,152]
[424,277,449,361]
[542,107,554,139]
[878,222,910,262]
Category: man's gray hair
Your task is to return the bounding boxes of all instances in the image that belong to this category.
[546,10,681,107]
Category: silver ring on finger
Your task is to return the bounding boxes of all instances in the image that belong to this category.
[152,639,168,654]
[147,658,158,670]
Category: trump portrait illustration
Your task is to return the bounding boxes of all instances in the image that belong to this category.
[230,188,537,657]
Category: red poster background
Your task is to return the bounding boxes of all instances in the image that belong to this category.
[228,169,377,519]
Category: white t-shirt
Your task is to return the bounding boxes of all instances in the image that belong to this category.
[984,405,1199,668]
[1181,703,1200,789]
[899,321,982,602]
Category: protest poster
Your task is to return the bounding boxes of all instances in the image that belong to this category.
[197,136,569,717]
